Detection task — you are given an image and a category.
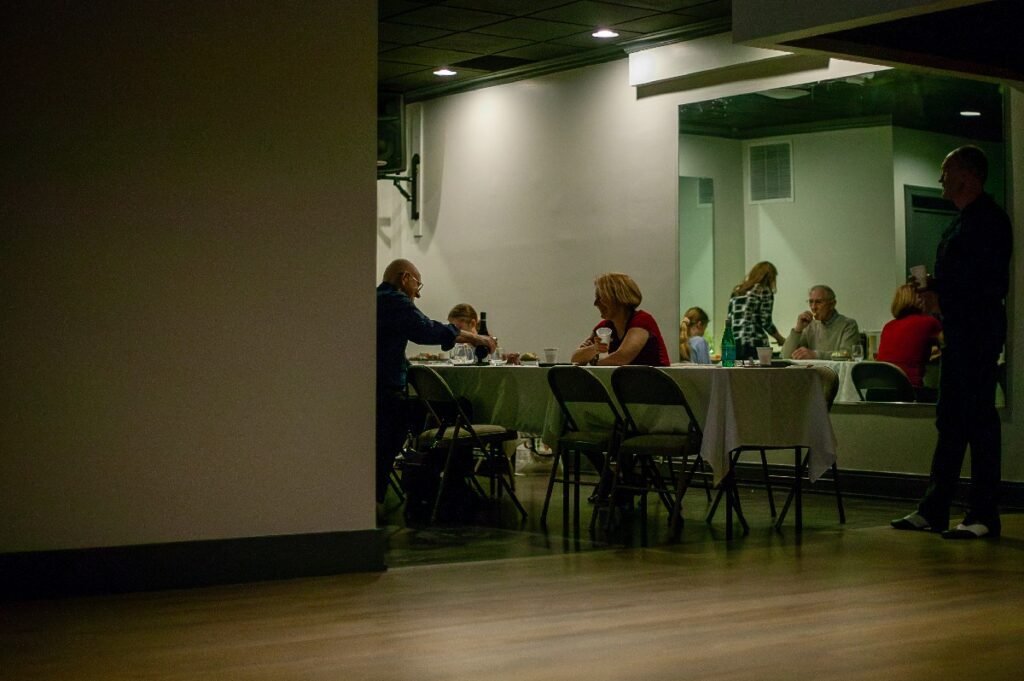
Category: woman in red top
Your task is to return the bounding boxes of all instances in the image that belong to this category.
[876,283,942,387]
[571,272,670,367]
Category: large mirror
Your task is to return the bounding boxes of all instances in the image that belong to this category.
[677,67,1006,362]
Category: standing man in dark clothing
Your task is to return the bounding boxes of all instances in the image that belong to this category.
[892,145,1012,539]
[375,258,494,505]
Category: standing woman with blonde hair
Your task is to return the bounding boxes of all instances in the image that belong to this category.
[572,272,670,366]
[725,261,786,360]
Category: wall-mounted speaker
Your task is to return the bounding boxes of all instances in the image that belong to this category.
[377,92,405,176]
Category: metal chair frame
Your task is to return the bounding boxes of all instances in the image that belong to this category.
[543,366,624,533]
[706,365,846,533]
[406,366,525,524]
[609,366,710,539]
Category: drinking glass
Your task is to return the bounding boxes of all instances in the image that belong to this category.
[450,344,473,365]
[852,345,864,362]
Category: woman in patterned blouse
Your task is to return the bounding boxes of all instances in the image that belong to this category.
[726,262,786,360]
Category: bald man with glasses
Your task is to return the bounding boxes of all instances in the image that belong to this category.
[781,285,861,360]
[375,259,495,506]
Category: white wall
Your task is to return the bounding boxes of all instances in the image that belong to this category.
[1,4,377,551]
[746,127,896,334]
[381,62,680,362]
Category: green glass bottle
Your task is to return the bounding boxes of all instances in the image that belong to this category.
[721,319,736,367]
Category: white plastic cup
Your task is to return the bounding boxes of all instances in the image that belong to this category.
[595,327,612,359]
[543,347,558,363]
[756,346,772,367]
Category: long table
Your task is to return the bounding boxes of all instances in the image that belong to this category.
[430,364,838,487]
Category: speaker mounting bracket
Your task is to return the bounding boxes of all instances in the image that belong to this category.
[379,153,419,221]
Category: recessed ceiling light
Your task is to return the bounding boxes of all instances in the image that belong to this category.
[960,110,981,117]
[592,29,619,39]
[433,68,457,77]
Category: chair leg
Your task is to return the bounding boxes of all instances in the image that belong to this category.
[775,449,807,532]
[831,463,846,524]
[430,442,460,524]
[706,449,741,524]
[670,454,702,538]
[760,448,777,518]
[539,448,561,527]
[388,467,405,502]
[700,458,712,502]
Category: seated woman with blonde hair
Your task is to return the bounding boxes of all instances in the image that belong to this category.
[679,306,711,364]
[876,283,942,388]
[571,272,670,367]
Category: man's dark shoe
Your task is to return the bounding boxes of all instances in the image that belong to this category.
[891,512,947,533]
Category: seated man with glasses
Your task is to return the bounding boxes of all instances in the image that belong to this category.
[376,259,495,507]
[781,285,861,360]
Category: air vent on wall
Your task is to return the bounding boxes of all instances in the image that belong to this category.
[748,142,792,202]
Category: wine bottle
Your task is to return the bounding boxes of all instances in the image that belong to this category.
[721,319,736,367]
[475,311,490,363]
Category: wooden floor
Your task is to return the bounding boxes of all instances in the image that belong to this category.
[3,473,1024,681]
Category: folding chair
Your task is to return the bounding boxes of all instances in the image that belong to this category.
[773,365,846,530]
[543,366,624,533]
[609,366,710,540]
[706,365,845,532]
[851,361,916,402]
[406,366,524,524]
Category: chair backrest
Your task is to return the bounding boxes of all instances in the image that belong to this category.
[851,361,916,402]
[407,365,471,431]
[547,366,622,434]
[610,366,700,438]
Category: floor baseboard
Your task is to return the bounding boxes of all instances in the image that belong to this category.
[1,528,385,601]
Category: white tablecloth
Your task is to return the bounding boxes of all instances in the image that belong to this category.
[788,359,860,403]
[430,364,837,486]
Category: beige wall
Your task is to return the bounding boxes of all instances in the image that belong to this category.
[1,4,377,551]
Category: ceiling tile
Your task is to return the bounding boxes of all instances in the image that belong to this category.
[616,12,702,33]
[475,17,586,41]
[378,60,430,80]
[379,22,452,46]
[380,45,482,67]
[421,32,532,54]
[674,0,731,20]
[531,1,656,26]
[613,0,693,9]
[441,0,568,16]
[379,0,428,20]
[497,42,586,61]
[390,5,510,31]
